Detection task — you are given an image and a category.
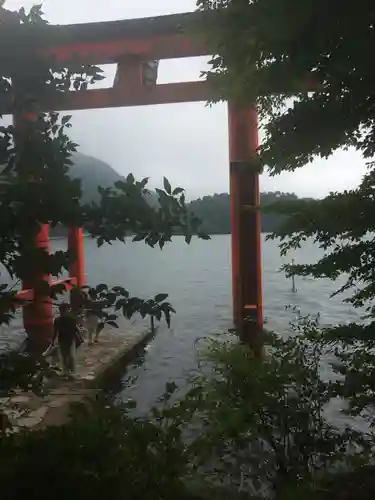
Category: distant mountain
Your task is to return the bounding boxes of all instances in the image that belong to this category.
[69,153,157,207]
[50,153,123,237]
[69,152,123,203]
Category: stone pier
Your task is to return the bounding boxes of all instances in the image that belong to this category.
[0,327,152,431]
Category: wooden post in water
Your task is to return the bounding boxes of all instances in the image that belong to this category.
[291,258,297,293]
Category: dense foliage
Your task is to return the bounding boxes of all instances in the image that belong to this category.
[185,324,372,498]
[196,0,375,495]
[0,401,194,500]
[1,319,375,500]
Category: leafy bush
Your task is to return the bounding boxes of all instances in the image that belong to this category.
[0,400,194,500]
[287,465,375,500]
[86,285,176,333]
[1,319,375,500]
[180,321,374,497]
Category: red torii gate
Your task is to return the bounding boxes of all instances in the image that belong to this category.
[8,11,262,343]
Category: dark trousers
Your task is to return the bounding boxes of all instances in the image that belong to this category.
[59,342,76,374]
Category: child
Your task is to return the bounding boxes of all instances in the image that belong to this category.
[85,288,100,345]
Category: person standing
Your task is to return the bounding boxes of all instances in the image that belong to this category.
[85,288,100,345]
[53,303,79,378]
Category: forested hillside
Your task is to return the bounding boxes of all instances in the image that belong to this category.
[189,191,300,233]
[51,154,304,237]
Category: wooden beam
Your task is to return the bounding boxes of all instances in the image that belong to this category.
[0,81,213,114]
[0,12,208,49]
[53,80,213,112]
[0,77,323,115]
[0,77,322,115]
[47,34,208,65]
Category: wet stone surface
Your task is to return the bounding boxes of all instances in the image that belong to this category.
[1,328,148,431]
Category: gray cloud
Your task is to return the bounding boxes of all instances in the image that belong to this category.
[5,0,367,199]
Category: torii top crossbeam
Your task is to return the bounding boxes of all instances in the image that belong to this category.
[0,11,213,112]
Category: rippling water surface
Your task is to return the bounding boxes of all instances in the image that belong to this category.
[0,235,363,417]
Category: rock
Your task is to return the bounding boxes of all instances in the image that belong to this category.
[10,395,31,405]
[47,397,70,409]
[17,406,48,428]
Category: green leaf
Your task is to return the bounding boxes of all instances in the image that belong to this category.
[154,293,168,303]
[107,321,119,328]
[198,232,211,241]
[61,115,72,126]
[95,284,108,294]
[165,381,178,395]
[132,235,145,242]
[163,177,172,195]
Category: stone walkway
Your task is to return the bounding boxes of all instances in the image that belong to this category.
[0,327,150,432]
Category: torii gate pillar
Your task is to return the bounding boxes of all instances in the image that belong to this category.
[228,103,263,342]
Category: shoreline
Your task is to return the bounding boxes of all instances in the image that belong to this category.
[0,327,154,431]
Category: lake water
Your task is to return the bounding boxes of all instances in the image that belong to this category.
[0,234,363,417]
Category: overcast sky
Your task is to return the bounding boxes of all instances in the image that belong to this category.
[5,0,368,199]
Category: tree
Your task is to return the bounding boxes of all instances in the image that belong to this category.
[197,0,374,167]
[196,0,375,491]
[196,0,375,402]
[184,322,371,498]
[0,4,209,346]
